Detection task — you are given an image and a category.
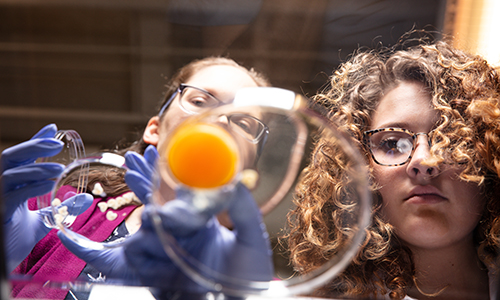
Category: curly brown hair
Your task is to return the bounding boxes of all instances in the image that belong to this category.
[288,40,500,299]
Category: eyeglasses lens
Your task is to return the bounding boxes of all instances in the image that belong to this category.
[229,114,266,143]
[177,85,268,143]
[369,130,413,165]
[180,87,220,114]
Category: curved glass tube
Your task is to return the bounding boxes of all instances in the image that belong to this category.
[37,130,89,228]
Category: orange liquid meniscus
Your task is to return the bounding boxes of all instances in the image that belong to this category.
[166,123,239,189]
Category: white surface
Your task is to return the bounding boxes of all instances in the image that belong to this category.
[88,284,156,300]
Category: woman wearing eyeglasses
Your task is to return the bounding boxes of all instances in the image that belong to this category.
[126,57,269,151]
[288,39,500,299]
[141,59,269,176]
[8,56,272,299]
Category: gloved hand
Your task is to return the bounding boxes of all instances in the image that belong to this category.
[1,124,64,220]
[123,145,158,204]
[124,145,274,286]
[57,228,140,284]
[55,146,159,284]
[6,193,93,273]
[1,124,63,272]
[125,183,274,293]
[59,147,274,294]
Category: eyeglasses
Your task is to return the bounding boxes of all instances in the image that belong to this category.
[159,84,269,144]
[226,113,269,144]
[159,84,223,116]
[363,127,434,166]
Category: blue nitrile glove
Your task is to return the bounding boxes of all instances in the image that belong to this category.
[1,124,64,272]
[57,229,140,284]
[124,183,274,293]
[1,124,64,220]
[58,185,273,294]
[55,146,160,284]
[123,145,158,204]
[6,193,93,272]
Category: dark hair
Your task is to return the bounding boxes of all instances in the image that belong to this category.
[288,40,500,299]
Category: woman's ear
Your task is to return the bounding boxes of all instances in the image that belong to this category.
[143,116,160,146]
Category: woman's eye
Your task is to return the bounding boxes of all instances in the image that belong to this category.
[235,120,252,133]
[187,96,209,107]
[379,138,400,151]
[378,137,412,154]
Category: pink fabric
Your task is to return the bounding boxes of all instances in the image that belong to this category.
[11,186,138,299]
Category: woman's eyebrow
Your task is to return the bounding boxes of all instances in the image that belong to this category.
[189,85,220,101]
[372,122,411,130]
[206,88,231,103]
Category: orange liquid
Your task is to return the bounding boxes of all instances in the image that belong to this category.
[167,123,239,189]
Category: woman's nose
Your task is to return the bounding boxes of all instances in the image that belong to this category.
[216,115,230,126]
[406,134,438,181]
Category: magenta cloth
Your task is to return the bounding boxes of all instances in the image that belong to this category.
[10,186,139,299]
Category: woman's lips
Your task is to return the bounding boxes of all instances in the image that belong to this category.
[405,193,447,204]
[405,186,448,204]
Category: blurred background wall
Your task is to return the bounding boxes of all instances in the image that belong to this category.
[0,0,452,152]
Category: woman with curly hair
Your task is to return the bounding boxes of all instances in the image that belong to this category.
[288,39,500,299]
